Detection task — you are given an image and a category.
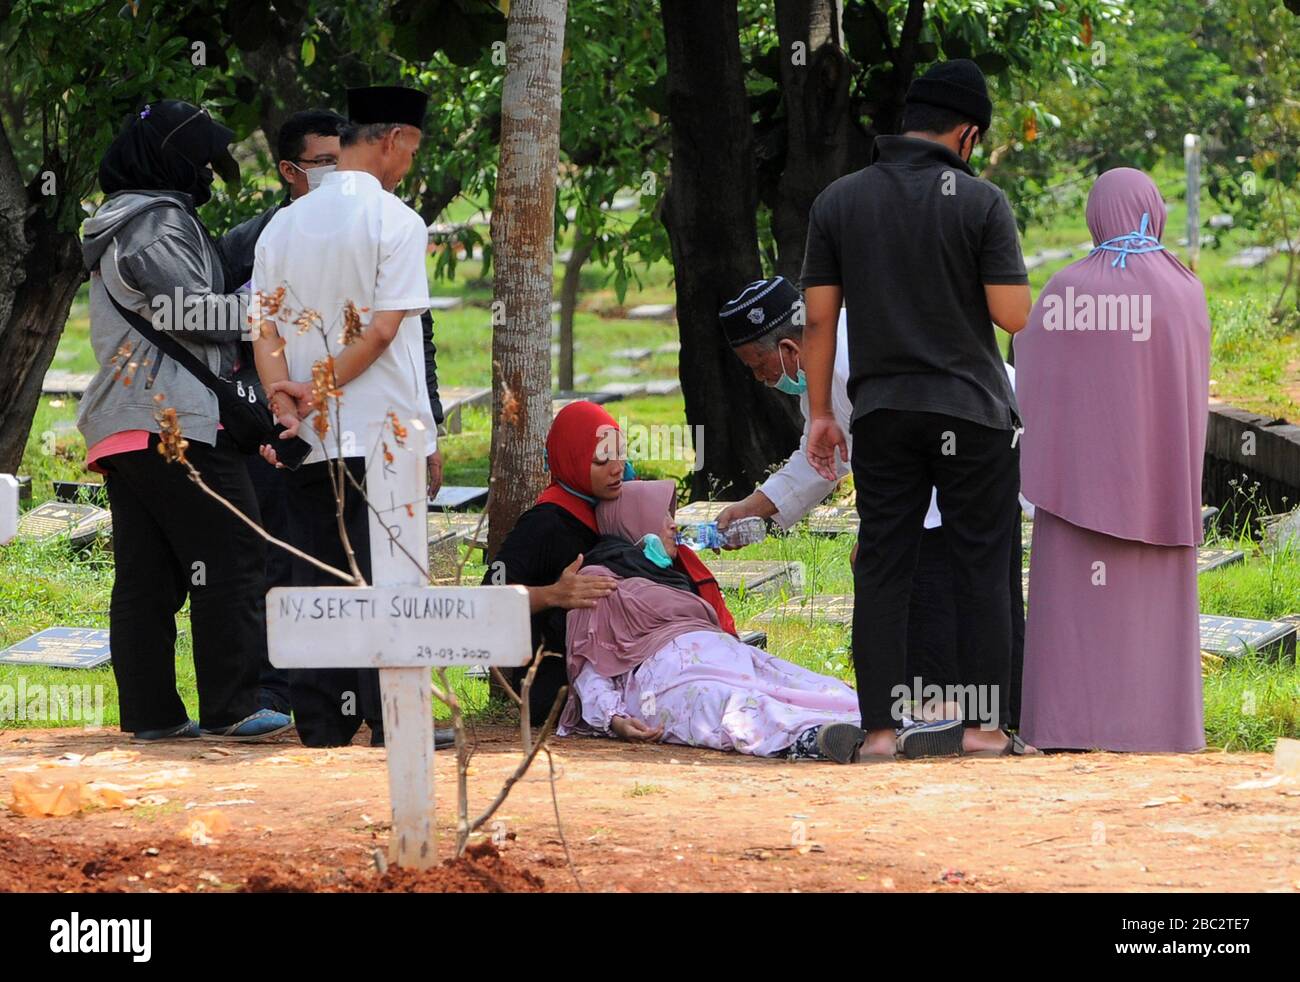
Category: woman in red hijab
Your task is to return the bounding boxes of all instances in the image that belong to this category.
[486,401,626,720]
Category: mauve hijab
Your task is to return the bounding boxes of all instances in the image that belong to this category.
[560,481,721,731]
[1014,167,1211,546]
[595,478,676,541]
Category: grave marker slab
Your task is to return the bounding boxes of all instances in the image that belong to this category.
[712,560,804,595]
[17,501,111,548]
[427,296,463,311]
[805,504,859,536]
[593,382,647,399]
[752,594,855,625]
[1199,614,1296,661]
[611,347,652,361]
[654,341,682,356]
[431,512,489,554]
[40,371,95,397]
[429,486,489,511]
[0,627,111,669]
[16,475,32,503]
[625,303,675,321]
[1226,246,1273,269]
[600,365,639,379]
[675,500,735,525]
[0,474,18,545]
[426,525,464,582]
[1202,505,1218,534]
[739,630,767,650]
[438,386,492,435]
[644,379,682,396]
[1196,547,1245,574]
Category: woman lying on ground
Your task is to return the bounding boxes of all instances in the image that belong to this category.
[556,480,960,762]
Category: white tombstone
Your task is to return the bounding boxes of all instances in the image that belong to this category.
[266,421,531,869]
[0,475,18,545]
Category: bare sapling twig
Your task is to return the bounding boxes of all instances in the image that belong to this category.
[544,746,582,891]
[462,683,567,851]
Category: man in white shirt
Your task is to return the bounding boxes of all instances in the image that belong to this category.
[250,85,435,748]
[717,276,1028,739]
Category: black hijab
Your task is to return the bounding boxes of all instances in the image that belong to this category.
[583,536,698,594]
[98,100,240,207]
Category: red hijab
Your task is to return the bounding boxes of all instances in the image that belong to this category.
[537,401,623,532]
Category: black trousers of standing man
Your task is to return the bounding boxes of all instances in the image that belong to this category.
[285,456,385,747]
[851,409,1020,732]
[101,432,264,732]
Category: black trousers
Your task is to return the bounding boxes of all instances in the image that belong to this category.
[101,432,264,732]
[284,456,384,747]
[905,522,1025,728]
[851,409,1020,731]
[246,453,296,714]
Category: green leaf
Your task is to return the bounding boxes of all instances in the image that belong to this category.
[300,36,315,67]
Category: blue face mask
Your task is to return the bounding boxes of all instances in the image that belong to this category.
[773,346,807,395]
[640,533,673,568]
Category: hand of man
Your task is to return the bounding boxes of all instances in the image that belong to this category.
[807,417,848,482]
[550,555,617,610]
[267,379,314,419]
[427,449,444,499]
[716,492,777,550]
[610,715,663,742]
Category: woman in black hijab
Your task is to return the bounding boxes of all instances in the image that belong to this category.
[98,99,242,207]
[79,101,292,742]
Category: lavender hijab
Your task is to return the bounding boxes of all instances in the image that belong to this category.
[560,481,722,730]
[1014,168,1211,547]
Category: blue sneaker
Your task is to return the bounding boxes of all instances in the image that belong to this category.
[201,709,294,742]
[133,719,200,742]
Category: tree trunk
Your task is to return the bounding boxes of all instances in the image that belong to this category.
[0,119,85,476]
[487,0,568,557]
[771,0,870,283]
[556,230,593,391]
[660,0,801,500]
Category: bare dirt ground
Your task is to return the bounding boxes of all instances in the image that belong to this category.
[2,725,1297,892]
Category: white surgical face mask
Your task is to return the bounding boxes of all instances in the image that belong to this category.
[303,163,335,191]
[289,161,335,192]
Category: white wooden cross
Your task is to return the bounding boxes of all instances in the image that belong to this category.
[0,475,19,545]
[267,422,531,869]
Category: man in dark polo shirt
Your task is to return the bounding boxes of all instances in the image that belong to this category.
[801,59,1037,760]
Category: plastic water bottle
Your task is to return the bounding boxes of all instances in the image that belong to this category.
[676,516,766,551]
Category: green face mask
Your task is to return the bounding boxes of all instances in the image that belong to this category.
[640,533,673,568]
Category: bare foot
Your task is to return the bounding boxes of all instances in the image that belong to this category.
[861,728,898,757]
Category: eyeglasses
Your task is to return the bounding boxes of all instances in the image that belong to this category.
[293,155,338,168]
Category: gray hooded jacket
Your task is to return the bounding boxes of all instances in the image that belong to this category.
[77,191,247,450]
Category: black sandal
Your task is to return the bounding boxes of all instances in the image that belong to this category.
[964,730,1040,757]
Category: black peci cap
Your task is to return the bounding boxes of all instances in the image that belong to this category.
[905,59,992,132]
[718,276,803,348]
[346,85,429,130]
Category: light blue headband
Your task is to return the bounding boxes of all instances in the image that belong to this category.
[1090,212,1166,269]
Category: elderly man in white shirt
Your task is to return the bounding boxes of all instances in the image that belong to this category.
[250,84,437,748]
[718,276,1029,736]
